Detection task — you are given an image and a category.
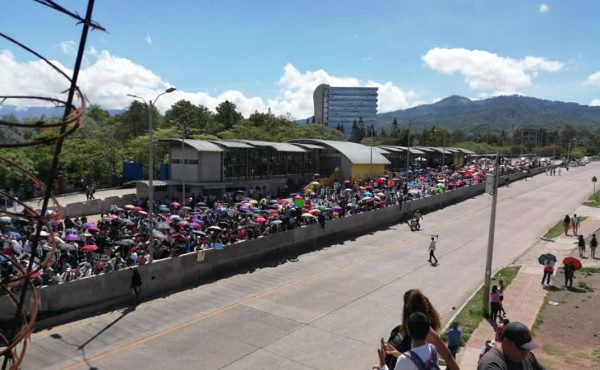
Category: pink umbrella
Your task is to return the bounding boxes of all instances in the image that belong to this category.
[137,210,148,216]
[188,222,201,229]
[133,206,143,212]
[87,226,100,233]
[254,217,267,223]
[170,201,181,207]
[81,244,99,252]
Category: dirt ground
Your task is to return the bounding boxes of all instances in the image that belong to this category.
[533,268,600,370]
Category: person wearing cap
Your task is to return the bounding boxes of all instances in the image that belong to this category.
[478,322,546,369]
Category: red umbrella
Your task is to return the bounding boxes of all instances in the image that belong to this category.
[254,217,267,223]
[81,244,99,252]
[563,256,582,270]
[87,226,100,232]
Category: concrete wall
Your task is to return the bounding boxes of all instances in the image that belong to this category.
[1,171,546,327]
[58,193,137,218]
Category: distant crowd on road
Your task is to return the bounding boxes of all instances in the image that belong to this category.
[1,160,548,289]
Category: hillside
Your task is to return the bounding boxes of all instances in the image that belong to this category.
[376,95,600,133]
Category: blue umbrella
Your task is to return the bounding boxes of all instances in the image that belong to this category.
[6,231,21,239]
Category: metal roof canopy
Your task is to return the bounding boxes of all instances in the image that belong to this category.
[161,139,223,152]
[224,139,307,153]
[289,139,391,165]
[291,143,325,150]
[210,140,254,149]
[452,147,476,154]
[381,146,426,155]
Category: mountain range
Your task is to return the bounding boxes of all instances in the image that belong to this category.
[3,95,600,134]
[374,95,600,133]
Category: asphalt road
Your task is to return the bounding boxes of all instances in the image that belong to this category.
[22,163,598,370]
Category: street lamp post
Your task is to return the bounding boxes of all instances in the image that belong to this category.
[170,120,186,206]
[482,152,500,315]
[127,87,176,234]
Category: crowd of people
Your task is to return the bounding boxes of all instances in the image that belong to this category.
[1,160,554,369]
[2,162,516,286]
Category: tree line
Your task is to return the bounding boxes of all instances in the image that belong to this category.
[1,99,597,196]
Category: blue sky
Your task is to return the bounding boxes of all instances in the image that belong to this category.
[1,0,599,119]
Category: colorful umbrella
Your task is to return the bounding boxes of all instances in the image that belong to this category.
[538,253,557,265]
[81,244,99,252]
[65,234,80,241]
[563,256,582,270]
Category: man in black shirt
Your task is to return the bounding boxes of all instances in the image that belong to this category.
[478,322,545,369]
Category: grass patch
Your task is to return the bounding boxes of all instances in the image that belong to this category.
[542,216,588,239]
[442,266,520,345]
[583,190,600,207]
[532,294,550,335]
[542,343,557,356]
[592,349,600,368]
[577,281,592,291]
[581,267,600,275]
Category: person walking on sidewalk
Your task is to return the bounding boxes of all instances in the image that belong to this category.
[564,263,576,289]
[541,258,555,286]
[571,214,580,236]
[428,235,438,265]
[478,322,545,370]
[575,235,586,258]
[563,214,571,236]
[490,285,501,324]
[590,234,597,259]
[445,322,462,359]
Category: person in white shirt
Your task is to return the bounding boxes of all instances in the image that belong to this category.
[375,311,440,370]
[428,236,438,265]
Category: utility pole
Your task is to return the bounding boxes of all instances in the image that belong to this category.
[483,152,500,316]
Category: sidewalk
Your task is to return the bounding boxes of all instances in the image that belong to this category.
[457,204,600,369]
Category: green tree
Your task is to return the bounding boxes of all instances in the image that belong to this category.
[164,100,214,134]
[0,148,36,190]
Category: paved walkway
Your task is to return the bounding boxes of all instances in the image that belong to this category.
[457,204,600,368]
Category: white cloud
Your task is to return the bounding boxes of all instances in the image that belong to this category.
[58,40,77,56]
[584,71,600,86]
[422,47,563,95]
[0,48,419,118]
[591,99,600,106]
[539,4,549,13]
[144,34,152,45]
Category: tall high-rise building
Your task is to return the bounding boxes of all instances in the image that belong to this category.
[313,84,378,136]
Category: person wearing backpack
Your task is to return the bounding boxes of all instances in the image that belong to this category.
[378,289,459,370]
[375,312,440,370]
